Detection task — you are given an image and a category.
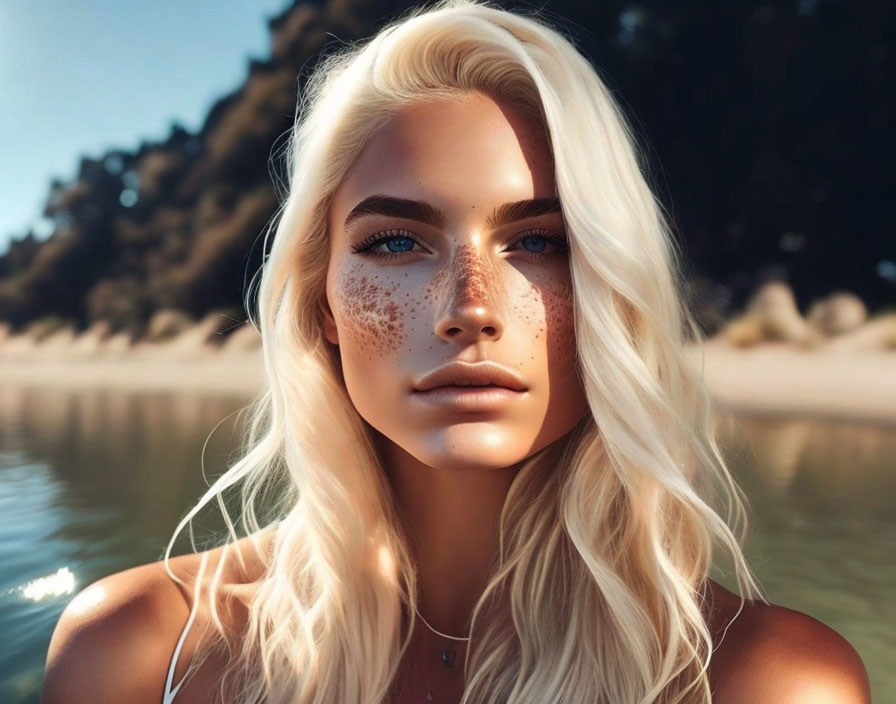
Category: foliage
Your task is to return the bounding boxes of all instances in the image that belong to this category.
[0,0,892,337]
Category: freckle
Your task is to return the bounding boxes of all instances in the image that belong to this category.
[337,269,407,356]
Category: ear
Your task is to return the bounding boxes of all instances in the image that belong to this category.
[319,297,339,345]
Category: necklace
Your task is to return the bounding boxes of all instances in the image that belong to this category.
[413,605,470,668]
[404,606,470,703]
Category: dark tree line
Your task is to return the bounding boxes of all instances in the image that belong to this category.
[1,0,892,336]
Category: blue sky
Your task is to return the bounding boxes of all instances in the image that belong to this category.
[0,0,293,252]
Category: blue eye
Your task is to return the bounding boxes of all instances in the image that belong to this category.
[352,230,423,258]
[512,230,568,256]
[520,235,547,253]
[383,236,415,253]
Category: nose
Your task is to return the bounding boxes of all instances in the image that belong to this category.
[435,302,503,343]
[434,243,504,344]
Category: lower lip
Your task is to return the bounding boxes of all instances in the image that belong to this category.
[412,385,526,411]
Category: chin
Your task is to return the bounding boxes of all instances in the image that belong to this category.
[415,452,527,472]
[412,425,534,471]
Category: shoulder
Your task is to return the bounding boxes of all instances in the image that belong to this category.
[43,535,270,704]
[706,581,871,704]
[43,559,190,704]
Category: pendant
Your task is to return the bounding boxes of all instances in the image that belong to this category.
[440,648,457,667]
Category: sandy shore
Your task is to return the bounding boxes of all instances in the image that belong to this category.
[1,326,894,423]
[0,321,262,396]
[690,341,896,425]
[0,353,263,397]
[0,318,265,397]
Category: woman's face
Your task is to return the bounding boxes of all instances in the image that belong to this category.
[322,91,588,471]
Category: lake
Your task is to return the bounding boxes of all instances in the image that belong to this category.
[1,386,893,702]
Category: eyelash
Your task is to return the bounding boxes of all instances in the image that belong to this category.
[351,228,569,260]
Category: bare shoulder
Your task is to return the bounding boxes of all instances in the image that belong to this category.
[43,535,269,704]
[706,581,871,704]
[43,557,190,704]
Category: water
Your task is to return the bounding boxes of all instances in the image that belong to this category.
[0,387,244,703]
[0,387,893,702]
[720,414,896,699]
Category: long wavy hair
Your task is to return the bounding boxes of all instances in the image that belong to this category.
[166,1,760,702]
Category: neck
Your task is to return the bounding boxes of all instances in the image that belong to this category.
[380,437,520,640]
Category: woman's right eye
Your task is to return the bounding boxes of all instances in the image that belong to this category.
[351,230,424,258]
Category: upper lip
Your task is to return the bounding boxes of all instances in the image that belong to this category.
[414,361,528,392]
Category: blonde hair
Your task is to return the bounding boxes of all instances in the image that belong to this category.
[167,1,760,702]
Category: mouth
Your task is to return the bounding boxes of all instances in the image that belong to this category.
[415,383,517,392]
[411,361,528,411]
[412,384,526,411]
[413,361,528,394]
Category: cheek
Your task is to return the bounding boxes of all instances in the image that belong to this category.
[334,263,410,358]
[541,279,576,362]
[518,274,576,365]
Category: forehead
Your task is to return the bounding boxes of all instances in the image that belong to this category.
[329,92,556,227]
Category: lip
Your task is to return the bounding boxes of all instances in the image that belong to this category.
[412,385,526,412]
[412,361,527,413]
[413,361,528,393]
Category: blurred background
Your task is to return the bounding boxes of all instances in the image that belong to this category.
[0,0,893,701]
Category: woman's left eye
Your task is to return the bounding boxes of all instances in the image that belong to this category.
[510,230,569,256]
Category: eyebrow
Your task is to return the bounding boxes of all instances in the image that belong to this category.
[343,195,562,230]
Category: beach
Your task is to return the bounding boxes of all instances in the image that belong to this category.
[0,316,264,397]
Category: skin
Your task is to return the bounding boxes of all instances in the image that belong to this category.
[42,93,871,704]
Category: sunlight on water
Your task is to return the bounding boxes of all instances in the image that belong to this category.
[19,568,76,602]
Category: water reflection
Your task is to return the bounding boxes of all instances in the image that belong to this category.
[724,413,896,513]
[728,417,813,491]
[0,387,893,702]
[0,386,249,704]
[0,387,248,550]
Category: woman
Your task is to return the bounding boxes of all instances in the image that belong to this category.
[43,1,870,702]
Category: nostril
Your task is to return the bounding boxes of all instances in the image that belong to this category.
[436,315,502,342]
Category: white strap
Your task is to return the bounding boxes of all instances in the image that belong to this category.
[162,599,198,704]
[162,550,209,704]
